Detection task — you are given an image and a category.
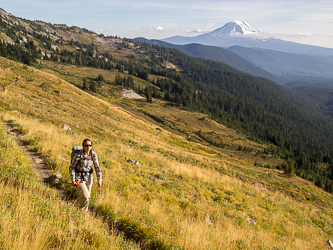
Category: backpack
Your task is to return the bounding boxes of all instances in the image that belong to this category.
[71,146,82,168]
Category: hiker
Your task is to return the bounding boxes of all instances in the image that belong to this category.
[69,138,102,212]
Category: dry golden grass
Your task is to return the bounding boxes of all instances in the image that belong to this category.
[0,181,140,250]
[1,56,333,249]
[0,124,140,250]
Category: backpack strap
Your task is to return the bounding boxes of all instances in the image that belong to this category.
[91,150,96,161]
[89,150,95,174]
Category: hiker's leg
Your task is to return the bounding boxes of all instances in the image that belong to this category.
[78,176,93,212]
[78,180,90,211]
[87,175,93,194]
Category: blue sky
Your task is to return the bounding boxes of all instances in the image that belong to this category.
[2,0,333,48]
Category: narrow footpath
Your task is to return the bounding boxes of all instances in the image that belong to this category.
[4,121,148,249]
[0,73,18,93]
[4,122,68,199]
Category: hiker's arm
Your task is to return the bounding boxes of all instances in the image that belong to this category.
[92,152,102,185]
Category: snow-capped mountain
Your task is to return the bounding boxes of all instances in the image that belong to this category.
[162,21,333,56]
[208,21,260,37]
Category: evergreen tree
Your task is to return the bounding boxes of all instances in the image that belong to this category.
[90,81,97,92]
[284,162,295,177]
[145,87,152,103]
[82,78,87,90]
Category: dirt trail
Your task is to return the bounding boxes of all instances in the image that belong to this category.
[9,77,18,87]
[4,122,68,199]
[0,70,18,92]
[4,122,146,249]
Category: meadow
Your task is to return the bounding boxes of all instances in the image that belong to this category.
[1,56,333,249]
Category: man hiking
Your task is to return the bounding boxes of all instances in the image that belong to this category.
[69,138,102,212]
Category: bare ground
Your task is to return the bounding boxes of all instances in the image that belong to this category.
[122,89,144,99]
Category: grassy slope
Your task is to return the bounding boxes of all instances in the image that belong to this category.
[37,60,283,169]
[0,122,139,249]
[1,56,333,249]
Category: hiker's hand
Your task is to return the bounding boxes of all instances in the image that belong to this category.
[72,181,77,187]
[98,182,102,188]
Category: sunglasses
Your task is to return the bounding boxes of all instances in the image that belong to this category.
[84,144,92,147]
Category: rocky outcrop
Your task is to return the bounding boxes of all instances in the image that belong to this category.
[33,158,43,164]
[45,174,62,184]
[254,182,263,188]
[246,217,256,225]
[11,110,21,115]
[62,124,71,131]
[327,240,333,248]
[128,159,140,165]
[122,89,144,99]
[198,211,213,225]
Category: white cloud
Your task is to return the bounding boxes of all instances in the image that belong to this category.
[296,32,313,37]
[154,26,164,31]
[186,29,211,34]
[264,32,314,40]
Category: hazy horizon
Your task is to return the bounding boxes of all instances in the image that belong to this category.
[2,0,333,49]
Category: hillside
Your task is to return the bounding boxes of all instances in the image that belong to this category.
[286,80,333,89]
[227,46,333,82]
[133,38,282,84]
[0,9,333,249]
[0,124,139,249]
[1,8,333,200]
[2,51,333,249]
[288,87,333,119]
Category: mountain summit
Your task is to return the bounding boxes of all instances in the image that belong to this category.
[163,21,333,56]
[209,21,260,36]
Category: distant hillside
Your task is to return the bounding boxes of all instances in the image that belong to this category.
[290,86,333,119]
[227,46,333,83]
[161,21,333,85]
[286,80,333,89]
[134,37,282,84]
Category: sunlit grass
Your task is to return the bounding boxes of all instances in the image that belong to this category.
[1,56,333,249]
[0,125,139,250]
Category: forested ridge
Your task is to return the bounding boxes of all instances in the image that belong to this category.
[0,15,333,192]
[133,37,280,83]
[139,45,333,191]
